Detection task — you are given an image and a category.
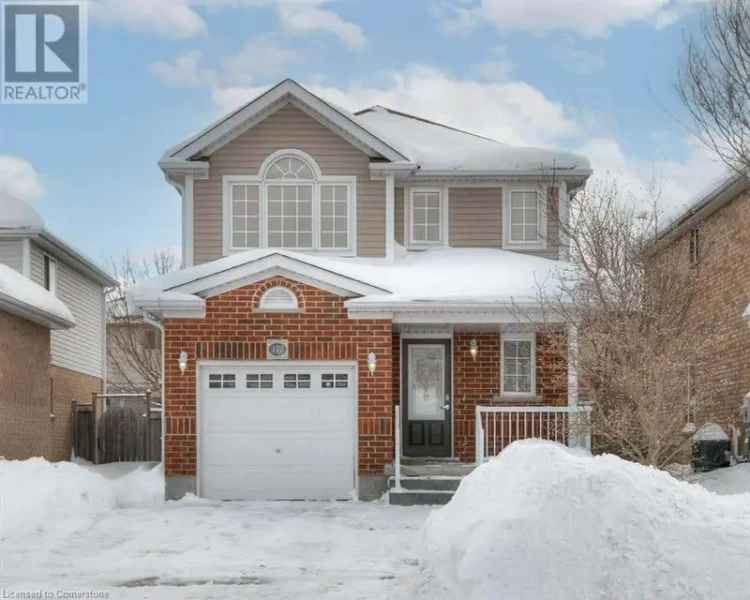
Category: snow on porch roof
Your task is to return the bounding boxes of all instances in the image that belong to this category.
[128,246,571,315]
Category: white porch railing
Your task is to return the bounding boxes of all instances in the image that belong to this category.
[475,405,592,464]
[393,404,403,491]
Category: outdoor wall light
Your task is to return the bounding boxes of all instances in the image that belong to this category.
[178,351,189,375]
[469,339,479,360]
[367,352,377,375]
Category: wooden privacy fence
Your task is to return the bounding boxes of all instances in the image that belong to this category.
[72,391,162,463]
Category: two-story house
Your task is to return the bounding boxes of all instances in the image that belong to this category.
[128,79,592,501]
[0,193,115,460]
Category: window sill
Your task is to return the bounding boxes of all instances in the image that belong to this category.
[502,242,547,252]
[493,394,543,404]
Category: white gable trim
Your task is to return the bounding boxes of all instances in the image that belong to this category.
[164,80,408,163]
[166,253,390,299]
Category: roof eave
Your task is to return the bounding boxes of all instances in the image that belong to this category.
[0,291,75,329]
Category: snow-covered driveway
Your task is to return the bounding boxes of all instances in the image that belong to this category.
[1,498,441,599]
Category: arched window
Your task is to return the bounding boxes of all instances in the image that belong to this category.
[258,286,299,312]
[224,149,355,255]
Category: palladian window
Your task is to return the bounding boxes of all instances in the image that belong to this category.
[223,150,355,255]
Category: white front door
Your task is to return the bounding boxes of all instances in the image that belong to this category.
[198,362,356,500]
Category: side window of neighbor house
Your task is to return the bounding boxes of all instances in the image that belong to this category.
[505,189,546,249]
[43,255,56,294]
[689,227,701,265]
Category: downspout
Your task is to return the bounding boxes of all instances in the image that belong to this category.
[143,313,166,476]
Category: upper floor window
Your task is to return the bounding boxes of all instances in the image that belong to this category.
[223,150,355,256]
[408,188,445,246]
[504,189,546,250]
[43,254,56,294]
[689,227,701,266]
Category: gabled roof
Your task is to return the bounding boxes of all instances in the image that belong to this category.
[160,79,410,169]
[160,79,591,184]
[0,263,75,329]
[0,193,117,287]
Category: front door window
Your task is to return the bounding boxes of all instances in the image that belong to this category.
[408,345,445,421]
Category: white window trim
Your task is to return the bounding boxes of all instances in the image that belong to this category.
[406,186,449,249]
[222,149,357,257]
[502,186,548,251]
[500,332,537,398]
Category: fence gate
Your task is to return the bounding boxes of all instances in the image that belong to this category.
[90,392,162,463]
[71,402,95,462]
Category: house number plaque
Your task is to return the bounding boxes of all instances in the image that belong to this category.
[267,339,289,360]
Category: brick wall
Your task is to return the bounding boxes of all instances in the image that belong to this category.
[654,190,750,428]
[450,331,568,462]
[163,276,393,478]
[50,364,103,459]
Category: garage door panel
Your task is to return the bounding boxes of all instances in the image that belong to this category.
[202,397,352,432]
[202,466,354,501]
[201,432,353,466]
[199,363,356,501]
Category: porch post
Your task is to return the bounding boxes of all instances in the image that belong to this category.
[567,324,578,408]
[385,174,395,262]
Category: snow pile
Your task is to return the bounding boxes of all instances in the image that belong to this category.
[0,263,75,327]
[423,440,750,600]
[693,463,750,496]
[0,458,163,540]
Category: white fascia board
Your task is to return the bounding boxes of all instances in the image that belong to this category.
[130,296,206,320]
[166,80,408,164]
[346,301,564,324]
[166,254,390,299]
[411,168,593,179]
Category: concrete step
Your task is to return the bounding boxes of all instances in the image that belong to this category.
[387,476,462,492]
[400,456,462,465]
[388,489,454,506]
[385,462,476,478]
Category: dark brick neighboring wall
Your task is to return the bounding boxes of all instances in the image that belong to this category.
[162,276,393,478]
[655,190,750,428]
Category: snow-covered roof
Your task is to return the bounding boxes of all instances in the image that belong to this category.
[0,194,116,287]
[161,79,591,181]
[0,264,75,329]
[128,246,570,320]
[354,106,590,174]
[0,192,45,230]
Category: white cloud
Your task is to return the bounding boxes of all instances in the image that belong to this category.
[151,37,301,89]
[0,156,44,201]
[277,1,365,49]
[89,0,206,39]
[90,0,365,47]
[442,0,708,37]
[150,50,217,88]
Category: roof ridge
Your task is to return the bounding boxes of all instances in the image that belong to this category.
[354,105,504,144]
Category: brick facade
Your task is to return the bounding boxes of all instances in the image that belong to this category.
[655,190,750,428]
[0,311,101,460]
[162,276,393,479]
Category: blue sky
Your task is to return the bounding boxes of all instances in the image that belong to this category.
[0,0,723,271]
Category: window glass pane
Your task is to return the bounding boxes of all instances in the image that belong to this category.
[524,224,538,241]
[335,374,348,388]
[322,374,335,388]
[298,374,311,389]
[509,191,540,243]
[321,232,334,247]
[321,203,333,217]
[427,209,440,225]
[334,233,348,248]
[268,232,282,246]
[230,184,259,249]
[321,186,333,202]
[518,341,531,357]
[335,201,347,217]
[426,224,440,242]
[414,225,427,241]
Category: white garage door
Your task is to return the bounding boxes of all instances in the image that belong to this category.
[198,362,356,500]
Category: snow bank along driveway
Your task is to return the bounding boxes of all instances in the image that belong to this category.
[0,459,437,599]
[424,440,750,600]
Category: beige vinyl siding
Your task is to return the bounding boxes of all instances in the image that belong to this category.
[30,242,105,379]
[0,239,23,272]
[395,187,404,245]
[449,188,502,248]
[193,103,386,262]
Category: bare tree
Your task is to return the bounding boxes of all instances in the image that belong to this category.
[107,250,177,395]
[679,0,750,173]
[536,178,721,467]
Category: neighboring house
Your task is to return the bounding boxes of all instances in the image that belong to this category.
[652,173,750,435]
[0,263,75,459]
[129,79,592,501]
[107,317,161,395]
[0,194,116,459]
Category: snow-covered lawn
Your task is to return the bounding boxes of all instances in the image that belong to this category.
[0,460,440,599]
